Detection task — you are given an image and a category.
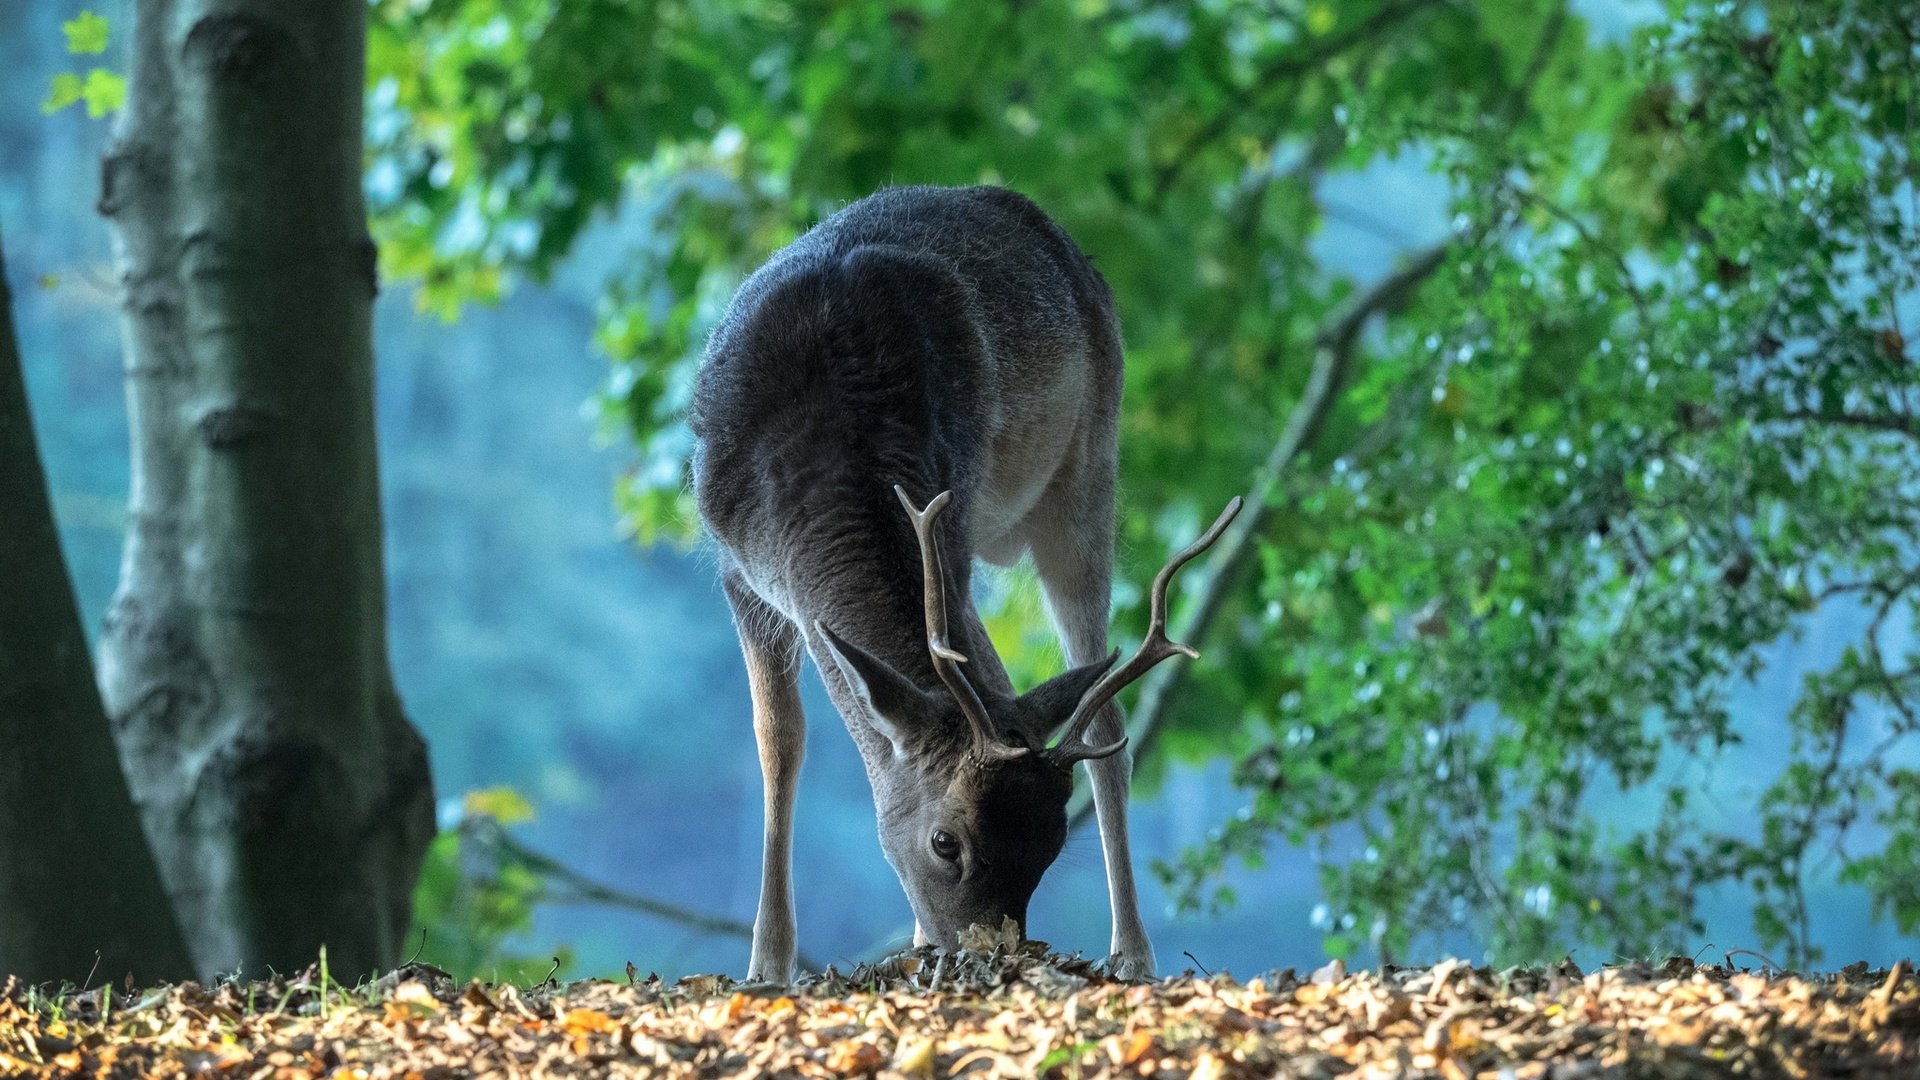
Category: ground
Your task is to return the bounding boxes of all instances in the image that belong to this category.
[2,938,1915,1078]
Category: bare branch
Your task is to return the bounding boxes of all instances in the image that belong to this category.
[1776,409,1920,443]
[464,817,824,973]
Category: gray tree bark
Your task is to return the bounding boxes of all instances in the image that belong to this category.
[0,231,195,986]
[95,0,434,978]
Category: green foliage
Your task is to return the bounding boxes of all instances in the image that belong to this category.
[369,0,1920,966]
[410,790,572,983]
[61,11,109,56]
[43,12,122,118]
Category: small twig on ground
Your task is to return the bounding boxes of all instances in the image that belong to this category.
[1726,948,1787,972]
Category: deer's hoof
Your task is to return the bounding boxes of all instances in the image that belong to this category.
[1107,945,1157,982]
[748,947,797,985]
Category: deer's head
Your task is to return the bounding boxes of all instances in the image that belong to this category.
[817,486,1239,950]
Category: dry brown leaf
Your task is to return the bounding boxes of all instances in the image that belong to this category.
[560,1007,621,1036]
[893,1035,937,1078]
[1120,1029,1155,1065]
[825,1038,885,1075]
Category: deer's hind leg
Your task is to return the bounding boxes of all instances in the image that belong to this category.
[723,570,807,984]
[1023,455,1157,980]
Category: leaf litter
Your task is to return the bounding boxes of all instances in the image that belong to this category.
[2,930,1914,1078]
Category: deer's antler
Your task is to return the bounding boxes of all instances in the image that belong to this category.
[896,485,1028,763]
[1047,496,1245,768]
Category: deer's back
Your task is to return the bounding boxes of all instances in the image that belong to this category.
[692,186,1121,624]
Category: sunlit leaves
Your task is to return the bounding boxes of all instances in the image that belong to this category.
[62,11,109,55]
[464,785,537,826]
[42,64,125,119]
[79,69,125,116]
[43,12,123,117]
[415,789,572,982]
[1154,0,1920,965]
[41,72,84,114]
[1213,0,1920,965]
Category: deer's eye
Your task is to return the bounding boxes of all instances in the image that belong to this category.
[930,829,961,861]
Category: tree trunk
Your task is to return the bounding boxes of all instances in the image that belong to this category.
[96,0,434,979]
[0,231,196,987]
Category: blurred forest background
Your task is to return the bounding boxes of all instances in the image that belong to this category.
[4,0,1917,981]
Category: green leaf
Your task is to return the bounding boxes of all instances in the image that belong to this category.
[81,69,126,116]
[63,11,110,55]
[463,785,536,825]
[42,72,84,114]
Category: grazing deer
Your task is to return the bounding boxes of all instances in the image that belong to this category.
[691,185,1240,982]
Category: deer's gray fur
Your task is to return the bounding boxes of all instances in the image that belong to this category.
[693,185,1228,983]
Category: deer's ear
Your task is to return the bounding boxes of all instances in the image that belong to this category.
[1021,649,1121,739]
[816,622,934,747]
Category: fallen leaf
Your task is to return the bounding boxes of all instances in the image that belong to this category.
[893,1035,937,1078]
[559,1008,620,1036]
[825,1039,884,1075]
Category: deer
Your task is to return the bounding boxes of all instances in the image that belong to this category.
[690,184,1240,983]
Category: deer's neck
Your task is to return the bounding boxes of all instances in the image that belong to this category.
[788,488,998,694]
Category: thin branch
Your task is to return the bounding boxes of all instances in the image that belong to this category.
[1150,0,1442,201]
[1069,242,1451,833]
[465,818,824,973]
[1776,409,1920,443]
[1860,586,1920,738]
[1505,184,1651,323]
[1508,2,1568,114]
[1321,199,1424,248]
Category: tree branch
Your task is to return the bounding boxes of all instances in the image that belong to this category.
[1150,0,1443,201]
[1504,184,1650,323]
[1069,242,1451,834]
[1776,409,1920,442]
[465,818,823,973]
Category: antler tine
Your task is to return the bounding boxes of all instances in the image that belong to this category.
[894,485,1028,763]
[1048,496,1246,767]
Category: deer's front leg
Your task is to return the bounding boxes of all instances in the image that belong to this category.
[1080,700,1156,979]
[724,574,807,984]
[1030,532,1158,980]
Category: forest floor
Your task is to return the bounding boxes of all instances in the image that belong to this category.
[2,936,1915,1079]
